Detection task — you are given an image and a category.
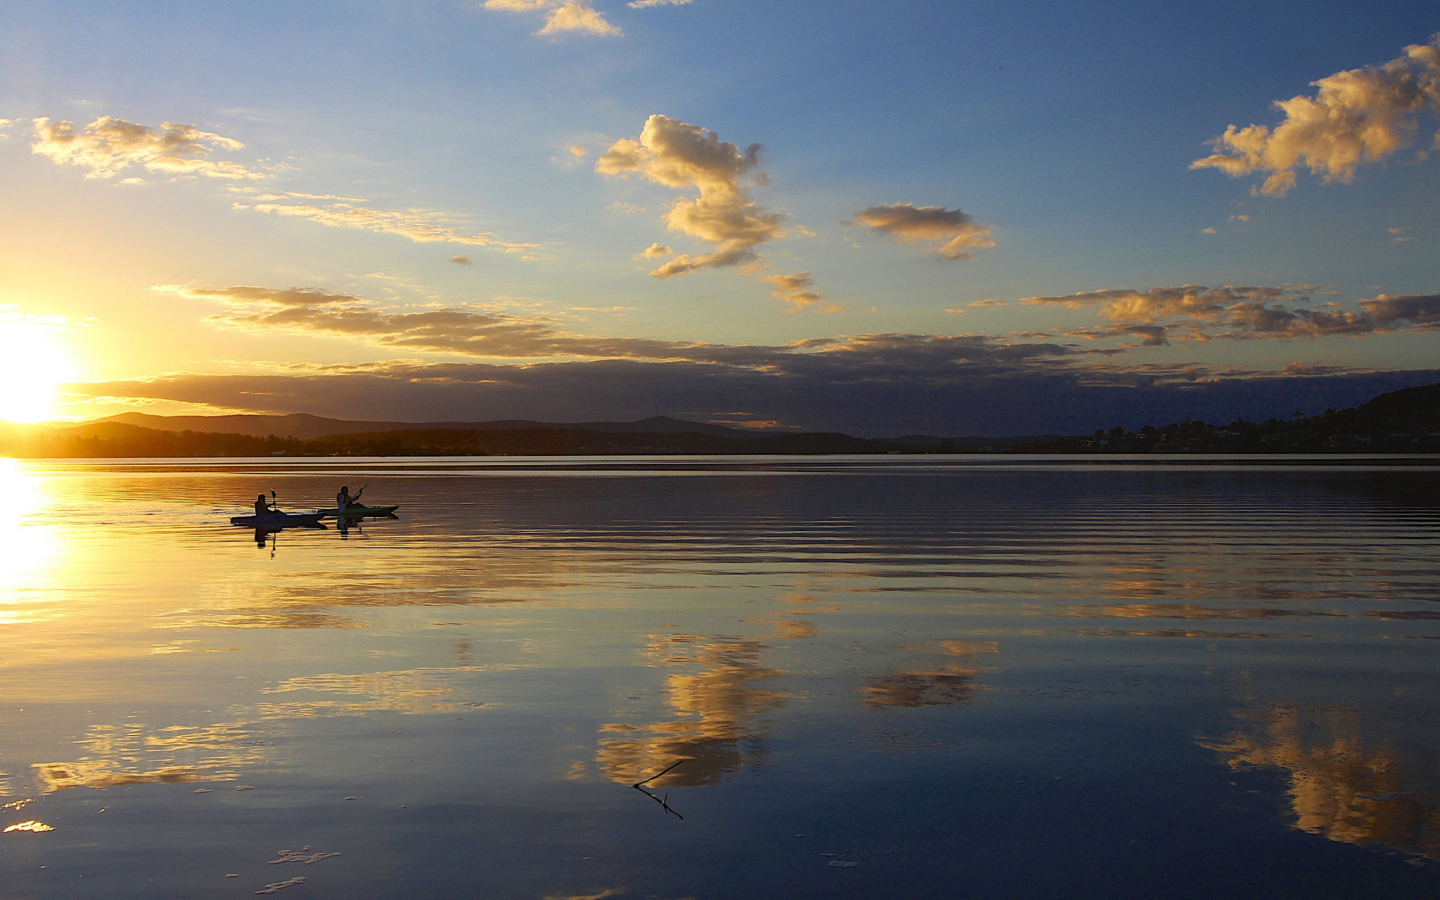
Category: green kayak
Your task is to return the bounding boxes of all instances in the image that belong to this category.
[318,504,399,518]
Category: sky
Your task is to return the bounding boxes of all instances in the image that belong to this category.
[0,0,1437,435]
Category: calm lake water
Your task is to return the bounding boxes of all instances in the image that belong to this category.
[1,455,1438,899]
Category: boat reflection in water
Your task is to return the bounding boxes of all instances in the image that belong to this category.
[335,511,399,540]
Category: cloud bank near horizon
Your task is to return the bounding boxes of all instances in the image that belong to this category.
[1024,285,1440,343]
[154,281,1061,364]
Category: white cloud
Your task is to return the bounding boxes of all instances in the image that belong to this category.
[31,116,267,181]
[231,189,536,254]
[1192,34,1440,196]
[153,285,362,307]
[636,243,672,259]
[850,203,996,260]
[450,255,474,265]
[629,0,691,7]
[0,305,74,328]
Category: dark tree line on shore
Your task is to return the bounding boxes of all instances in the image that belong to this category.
[1018,383,1440,454]
[0,422,904,458]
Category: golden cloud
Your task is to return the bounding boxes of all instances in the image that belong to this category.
[539,1,621,35]
[851,203,997,260]
[1019,284,1438,340]
[484,0,621,37]
[1192,35,1440,195]
[762,271,841,313]
[31,116,267,181]
[598,114,831,309]
[598,115,778,269]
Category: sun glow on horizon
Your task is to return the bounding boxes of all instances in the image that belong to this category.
[0,325,79,424]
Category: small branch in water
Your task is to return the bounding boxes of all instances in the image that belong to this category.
[632,760,686,820]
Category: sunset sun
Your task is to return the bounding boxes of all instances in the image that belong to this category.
[0,326,76,423]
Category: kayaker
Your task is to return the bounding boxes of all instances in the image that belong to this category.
[336,484,364,512]
[254,494,274,517]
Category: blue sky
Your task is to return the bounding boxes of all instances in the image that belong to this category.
[0,0,1437,432]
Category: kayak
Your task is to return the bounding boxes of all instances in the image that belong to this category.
[318,505,399,518]
[230,512,327,528]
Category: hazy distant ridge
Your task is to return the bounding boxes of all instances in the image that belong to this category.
[94,412,761,441]
[4,381,1434,457]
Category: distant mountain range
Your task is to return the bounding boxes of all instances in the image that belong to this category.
[0,415,921,458]
[2,382,1435,457]
[90,412,762,441]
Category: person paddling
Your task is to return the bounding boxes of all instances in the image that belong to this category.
[336,484,364,512]
[254,493,275,517]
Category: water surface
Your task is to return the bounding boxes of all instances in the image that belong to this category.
[1,456,1438,898]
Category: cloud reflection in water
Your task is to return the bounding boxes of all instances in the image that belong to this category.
[597,636,783,788]
[1202,704,1440,861]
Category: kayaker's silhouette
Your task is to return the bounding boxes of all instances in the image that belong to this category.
[255,494,275,517]
[336,484,364,511]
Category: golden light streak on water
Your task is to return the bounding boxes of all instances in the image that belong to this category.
[0,459,59,624]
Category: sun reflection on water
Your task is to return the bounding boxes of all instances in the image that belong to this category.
[0,459,59,624]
